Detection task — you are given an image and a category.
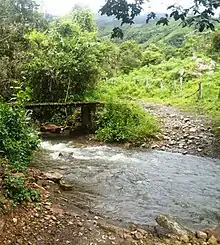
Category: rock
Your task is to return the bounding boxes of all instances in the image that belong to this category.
[196,231,208,240]
[163,135,171,140]
[0,219,5,234]
[182,151,188,155]
[132,231,143,240]
[137,228,147,236]
[155,215,189,236]
[184,118,190,123]
[10,173,25,178]
[44,172,63,182]
[77,222,83,227]
[152,144,159,149]
[123,233,131,239]
[203,227,220,242]
[59,180,73,190]
[207,235,217,245]
[140,143,148,148]
[189,127,197,133]
[170,140,177,145]
[180,234,189,243]
[13,218,18,224]
[200,242,207,245]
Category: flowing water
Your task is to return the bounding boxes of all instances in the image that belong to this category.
[34,139,220,230]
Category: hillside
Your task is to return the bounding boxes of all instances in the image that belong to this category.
[97,15,193,45]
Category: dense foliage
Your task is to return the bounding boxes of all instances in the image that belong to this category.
[0,0,46,101]
[0,103,39,203]
[24,22,102,102]
[0,104,38,171]
[96,100,158,142]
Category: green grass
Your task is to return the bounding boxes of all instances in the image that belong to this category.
[88,56,220,128]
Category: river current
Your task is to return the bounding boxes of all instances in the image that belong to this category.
[34,139,220,230]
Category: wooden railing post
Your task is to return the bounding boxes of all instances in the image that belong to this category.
[198,81,203,100]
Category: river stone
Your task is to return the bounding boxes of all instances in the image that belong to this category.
[44,172,63,182]
[189,127,197,133]
[0,219,5,234]
[203,227,220,242]
[59,180,73,190]
[10,173,25,178]
[196,231,208,240]
[180,234,189,243]
[134,231,143,240]
[155,215,189,236]
[207,235,217,245]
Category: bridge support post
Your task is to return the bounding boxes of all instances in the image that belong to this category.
[81,105,96,132]
[81,105,91,131]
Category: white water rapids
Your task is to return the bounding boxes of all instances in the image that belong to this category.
[34,139,220,230]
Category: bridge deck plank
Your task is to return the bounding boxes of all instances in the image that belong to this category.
[24,101,103,108]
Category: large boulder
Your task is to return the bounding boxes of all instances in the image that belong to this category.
[155,215,190,236]
[43,172,63,183]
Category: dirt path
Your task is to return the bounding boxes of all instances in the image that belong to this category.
[140,101,220,158]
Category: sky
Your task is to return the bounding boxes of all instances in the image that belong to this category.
[38,0,190,16]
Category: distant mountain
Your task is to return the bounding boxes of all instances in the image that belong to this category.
[95,13,167,26]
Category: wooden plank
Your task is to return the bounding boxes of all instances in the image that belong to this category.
[24,101,104,109]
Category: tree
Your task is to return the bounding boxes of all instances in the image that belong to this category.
[24,21,104,103]
[119,41,143,73]
[71,8,97,32]
[0,0,46,101]
[99,0,220,38]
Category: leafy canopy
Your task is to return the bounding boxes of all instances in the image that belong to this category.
[99,0,220,38]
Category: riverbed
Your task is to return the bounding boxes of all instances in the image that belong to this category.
[33,138,220,230]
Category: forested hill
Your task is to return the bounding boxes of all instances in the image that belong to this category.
[97,15,192,45]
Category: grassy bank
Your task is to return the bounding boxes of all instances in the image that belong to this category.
[88,56,220,130]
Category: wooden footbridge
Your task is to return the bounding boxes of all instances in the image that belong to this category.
[24,101,104,130]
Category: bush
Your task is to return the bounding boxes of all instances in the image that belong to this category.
[0,102,39,204]
[3,176,40,203]
[96,100,159,142]
[0,103,38,171]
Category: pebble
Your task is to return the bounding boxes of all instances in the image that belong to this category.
[77,222,83,227]
[134,232,143,240]
[12,218,17,224]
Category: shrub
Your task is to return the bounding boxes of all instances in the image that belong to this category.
[3,176,40,203]
[0,102,39,204]
[96,100,159,142]
[0,103,38,171]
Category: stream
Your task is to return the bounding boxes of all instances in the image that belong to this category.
[34,138,220,230]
